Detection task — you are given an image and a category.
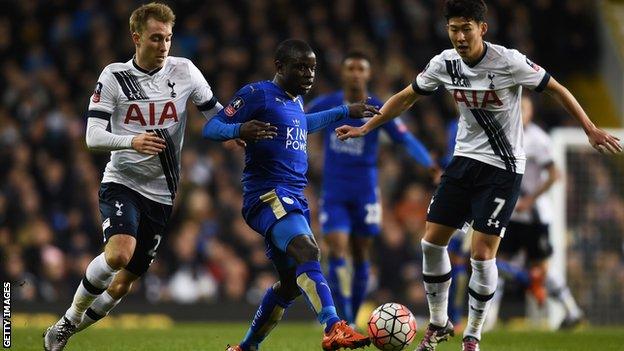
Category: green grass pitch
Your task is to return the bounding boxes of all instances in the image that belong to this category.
[15,322,624,350]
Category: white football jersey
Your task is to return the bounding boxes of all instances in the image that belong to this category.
[88,57,220,205]
[414,42,550,174]
[510,122,554,224]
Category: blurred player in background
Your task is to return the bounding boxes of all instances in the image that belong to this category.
[336,0,621,350]
[306,51,435,325]
[203,39,379,351]
[43,3,275,351]
[486,94,584,330]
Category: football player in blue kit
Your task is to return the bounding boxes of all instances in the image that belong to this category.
[203,39,379,351]
[306,51,435,325]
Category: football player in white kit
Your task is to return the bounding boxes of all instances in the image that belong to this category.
[43,3,276,350]
[336,1,621,350]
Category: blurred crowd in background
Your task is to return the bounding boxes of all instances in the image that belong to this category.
[1,0,618,321]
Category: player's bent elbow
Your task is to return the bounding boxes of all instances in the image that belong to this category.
[85,136,98,150]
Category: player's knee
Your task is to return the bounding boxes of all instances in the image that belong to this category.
[104,250,133,270]
[108,281,133,299]
[326,233,348,259]
[104,234,136,269]
[472,248,496,261]
[299,243,320,262]
[288,235,320,263]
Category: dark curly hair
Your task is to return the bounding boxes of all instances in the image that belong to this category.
[274,39,314,64]
[444,0,488,22]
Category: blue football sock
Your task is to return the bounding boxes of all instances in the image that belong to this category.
[497,260,529,286]
[448,263,467,324]
[240,287,293,350]
[328,257,352,322]
[296,261,341,333]
[351,261,370,324]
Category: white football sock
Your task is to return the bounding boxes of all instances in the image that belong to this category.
[77,291,122,331]
[546,271,582,319]
[64,253,118,325]
[421,240,452,327]
[464,258,497,340]
[483,277,505,332]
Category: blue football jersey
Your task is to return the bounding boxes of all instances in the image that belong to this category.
[307,91,431,185]
[215,81,311,195]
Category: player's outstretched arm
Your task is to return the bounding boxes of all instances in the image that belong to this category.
[545,77,622,154]
[336,84,421,140]
[305,103,380,134]
[202,114,277,142]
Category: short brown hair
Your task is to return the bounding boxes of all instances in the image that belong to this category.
[129,2,175,34]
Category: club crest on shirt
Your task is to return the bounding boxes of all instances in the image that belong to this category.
[92,82,103,103]
[225,96,244,117]
[487,72,496,89]
[525,58,541,72]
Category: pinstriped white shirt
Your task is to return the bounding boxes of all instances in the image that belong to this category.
[413,42,550,174]
[88,56,219,204]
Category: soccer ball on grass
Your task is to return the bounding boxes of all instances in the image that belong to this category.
[367,303,418,351]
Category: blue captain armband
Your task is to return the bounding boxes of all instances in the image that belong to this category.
[202,115,241,141]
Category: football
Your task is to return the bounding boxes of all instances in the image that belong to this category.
[367,303,418,351]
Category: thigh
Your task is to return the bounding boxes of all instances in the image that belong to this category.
[243,188,309,236]
[267,211,314,271]
[125,198,172,277]
[471,166,522,237]
[99,182,141,242]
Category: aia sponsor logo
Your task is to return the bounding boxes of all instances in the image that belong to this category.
[92,82,103,103]
[124,101,178,126]
[225,96,244,117]
[453,89,502,108]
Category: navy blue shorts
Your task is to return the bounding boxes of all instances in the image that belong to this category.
[99,182,172,276]
[427,156,522,236]
[498,221,553,260]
